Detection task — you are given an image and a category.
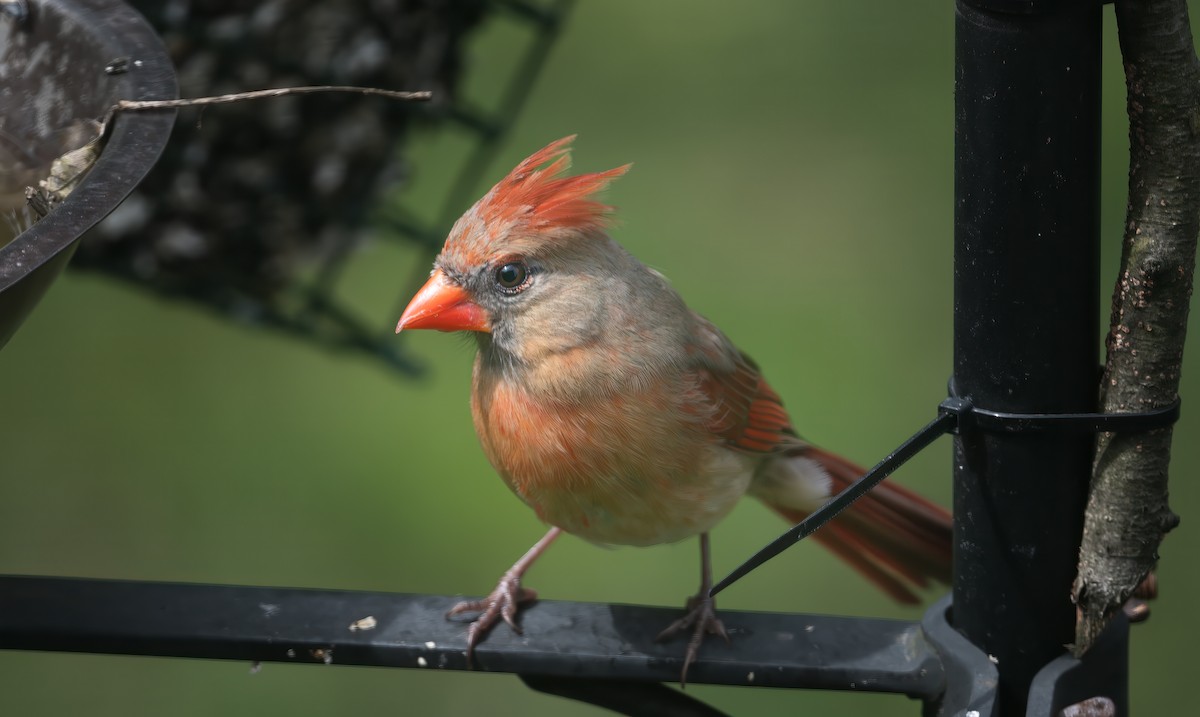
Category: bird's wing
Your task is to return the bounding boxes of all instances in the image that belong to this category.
[687,314,802,455]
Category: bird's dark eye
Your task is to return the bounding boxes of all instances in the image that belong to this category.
[494,262,531,294]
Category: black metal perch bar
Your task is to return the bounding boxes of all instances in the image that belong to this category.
[0,576,1132,717]
[0,576,942,696]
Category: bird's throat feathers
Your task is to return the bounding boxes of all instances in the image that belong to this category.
[441,136,631,266]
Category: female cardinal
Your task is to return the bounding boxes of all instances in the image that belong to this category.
[397,136,951,682]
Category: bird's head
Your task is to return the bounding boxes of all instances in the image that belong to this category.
[396,136,632,360]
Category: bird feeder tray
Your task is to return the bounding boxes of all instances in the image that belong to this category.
[0,0,175,351]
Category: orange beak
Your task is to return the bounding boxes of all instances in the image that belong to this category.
[396,269,490,333]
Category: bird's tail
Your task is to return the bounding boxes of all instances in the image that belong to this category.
[756,446,952,604]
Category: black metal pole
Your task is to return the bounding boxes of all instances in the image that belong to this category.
[953,0,1103,714]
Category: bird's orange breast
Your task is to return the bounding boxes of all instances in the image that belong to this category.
[470,360,757,546]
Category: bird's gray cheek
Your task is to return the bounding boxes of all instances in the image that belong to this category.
[490,318,519,351]
[562,295,608,345]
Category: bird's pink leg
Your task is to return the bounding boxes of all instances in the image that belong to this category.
[655,532,729,686]
[446,526,562,664]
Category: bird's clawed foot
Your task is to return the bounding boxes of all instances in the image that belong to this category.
[655,592,729,687]
[446,570,539,666]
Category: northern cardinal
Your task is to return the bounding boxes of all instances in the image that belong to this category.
[397,136,951,683]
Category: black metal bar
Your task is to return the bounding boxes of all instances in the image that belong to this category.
[0,575,944,697]
[923,594,1132,717]
[921,596,999,716]
[953,0,1103,713]
[1024,612,1129,717]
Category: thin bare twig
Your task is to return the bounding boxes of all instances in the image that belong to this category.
[114,86,432,112]
[22,85,432,221]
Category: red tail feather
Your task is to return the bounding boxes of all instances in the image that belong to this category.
[769,447,952,603]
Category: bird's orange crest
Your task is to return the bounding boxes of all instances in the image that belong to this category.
[445,136,630,263]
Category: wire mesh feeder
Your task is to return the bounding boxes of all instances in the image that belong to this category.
[69,0,575,376]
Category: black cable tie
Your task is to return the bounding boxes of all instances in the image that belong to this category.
[710,388,1182,598]
[947,396,1180,435]
[946,374,1181,434]
[709,408,959,598]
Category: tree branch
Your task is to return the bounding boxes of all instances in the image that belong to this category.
[1072,0,1200,655]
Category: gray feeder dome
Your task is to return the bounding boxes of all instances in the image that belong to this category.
[0,0,176,350]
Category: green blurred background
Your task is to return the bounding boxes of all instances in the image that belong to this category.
[3,1,1198,714]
